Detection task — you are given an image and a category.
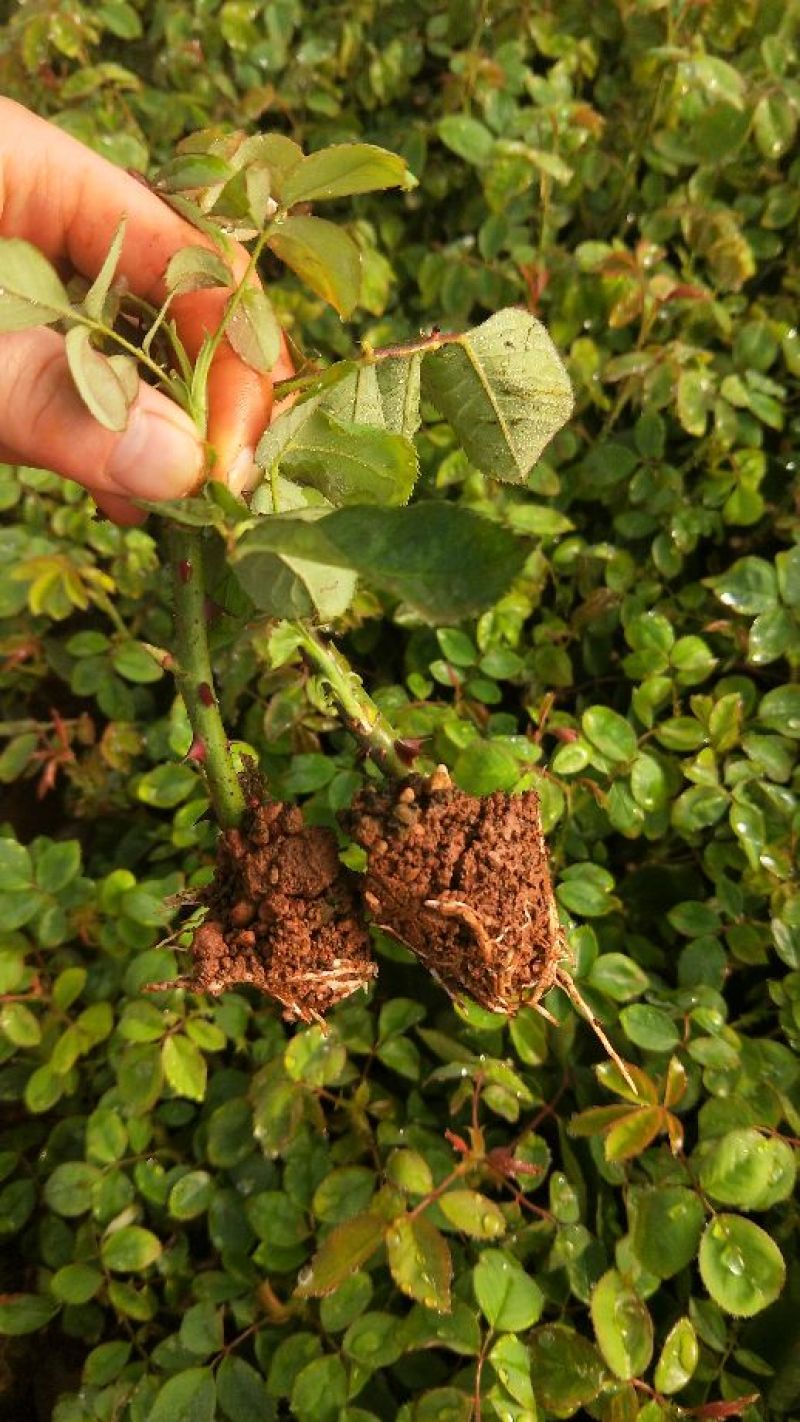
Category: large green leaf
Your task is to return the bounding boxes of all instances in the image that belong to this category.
[262,408,417,507]
[420,309,574,482]
[281,142,414,206]
[232,503,526,622]
[268,216,361,317]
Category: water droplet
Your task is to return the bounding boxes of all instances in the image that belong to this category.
[722,1245,746,1276]
[297,1265,314,1286]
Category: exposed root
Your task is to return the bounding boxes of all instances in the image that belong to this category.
[555,968,637,1093]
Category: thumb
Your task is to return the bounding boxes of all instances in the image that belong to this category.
[0,327,203,510]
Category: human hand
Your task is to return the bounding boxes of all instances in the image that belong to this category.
[0,100,293,523]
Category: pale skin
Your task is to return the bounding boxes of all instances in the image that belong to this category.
[0,100,293,523]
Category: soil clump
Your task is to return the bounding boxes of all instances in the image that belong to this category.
[186,793,375,1022]
[346,766,561,1013]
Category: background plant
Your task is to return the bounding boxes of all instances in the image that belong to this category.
[0,2,798,1420]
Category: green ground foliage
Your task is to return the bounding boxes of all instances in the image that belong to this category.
[0,1,799,1419]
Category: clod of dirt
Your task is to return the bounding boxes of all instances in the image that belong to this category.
[184,796,375,1023]
[346,766,561,1014]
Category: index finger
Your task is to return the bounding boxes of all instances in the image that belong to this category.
[0,100,287,482]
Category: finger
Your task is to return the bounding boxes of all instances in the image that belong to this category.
[0,101,293,484]
[0,327,202,503]
[92,492,147,525]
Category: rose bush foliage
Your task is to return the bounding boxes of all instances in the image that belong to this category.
[0,2,799,1420]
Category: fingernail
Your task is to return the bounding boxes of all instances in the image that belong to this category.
[228,445,258,495]
[107,407,203,499]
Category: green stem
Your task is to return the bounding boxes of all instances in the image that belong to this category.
[165,522,246,828]
[290,623,410,778]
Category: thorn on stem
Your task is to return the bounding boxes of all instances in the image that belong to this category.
[185,737,207,763]
[198,682,215,708]
[178,560,192,584]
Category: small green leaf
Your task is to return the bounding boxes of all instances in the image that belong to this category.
[147,1367,216,1422]
[0,237,71,329]
[84,216,126,321]
[473,1249,544,1330]
[111,640,163,684]
[268,215,361,317]
[51,1262,103,1304]
[453,740,520,795]
[387,1214,452,1312]
[698,1129,796,1210]
[65,326,131,431]
[162,1034,207,1102]
[620,1005,680,1052]
[227,287,282,373]
[44,1161,101,1217]
[0,839,32,891]
[281,142,414,206]
[343,1311,404,1369]
[375,353,423,438]
[439,1190,506,1239]
[165,246,234,293]
[699,1214,786,1316]
[654,1317,698,1395]
[0,1294,59,1336]
[590,1269,653,1380]
[216,1356,272,1422]
[155,154,233,191]
[291,1355,347,1422]
[529,1325,606,1414]
[100,1224,162,1272]
[294,1211,386,1297]
[489,1335,535,1408]
[169,1170,214,1219]
[604,1106,664,1162]
[386,1150,434,1196]
[420,310,573,484]
[582,706,638,763]
[632,1187,705,1279]
[438,115,495,165]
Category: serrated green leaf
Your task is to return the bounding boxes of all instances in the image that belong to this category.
[420,310,573,483]
[387,1214,452,1312]
[294,1212,386,1297]
[227,286,282,373]
[269,215,361,316]
[281,142,414,206]
[233,503,526,622]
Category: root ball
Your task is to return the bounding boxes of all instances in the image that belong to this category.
[346,768,561,1014]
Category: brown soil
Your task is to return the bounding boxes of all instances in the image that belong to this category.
[346,766,561,1014]
[185,794,375,1023]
